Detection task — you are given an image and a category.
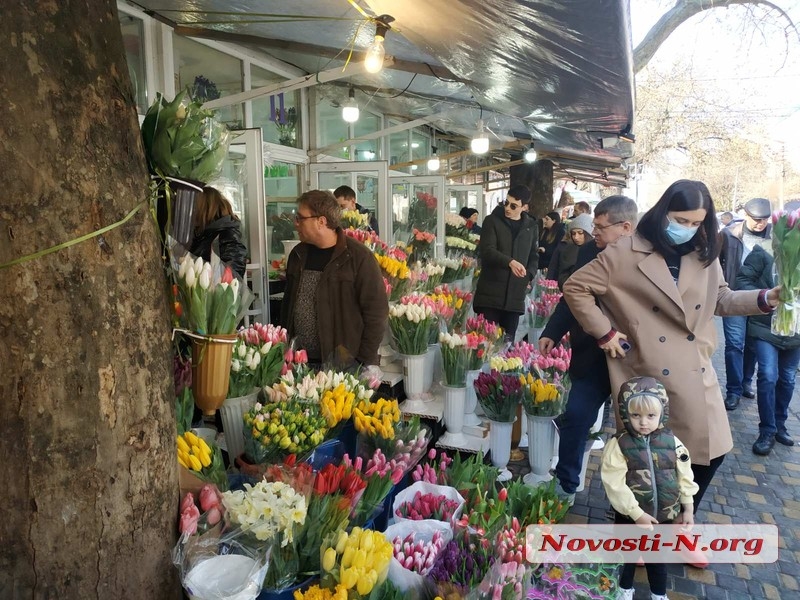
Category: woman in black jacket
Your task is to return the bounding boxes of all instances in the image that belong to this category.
[537,211,565,271]
[190,186,248,278]
[472,185,539,341]
[736,245,800,456]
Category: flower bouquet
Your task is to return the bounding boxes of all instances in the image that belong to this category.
[531,344,572,392]
[431,285,473,333]
[222,479,309,590]
[520,373,565,418]
[242,398,329,464]
[466,314,504,363]
[388,302,435,356]
[320,528,393,597]
[528,279,561,328]
[179,484,225,537]
[408,191,437,232]
[408,260,446,294]
[771,209,800,335]
[408,228,436,262]
[353,396,402,440]
[426,528,495,597]
[394,490,463,522]
[383,519,452,594]
[438,256,462,284]
[177,431,228,492]
[454,485,508,538]
[411,448,452,486]
[236,323,289,389]
[444,211,468,237]
[504,479,569,526]
[343,451,400,526]
[375,253,411,302]
[356,414,431,479]
[488,355,524,374]
[341,209,371,231]
[474,370,523,422]
[439,331,471,386]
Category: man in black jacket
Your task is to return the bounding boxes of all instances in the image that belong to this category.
[334,185,379,235]
[719,197,772,411]
[538,195,638,505]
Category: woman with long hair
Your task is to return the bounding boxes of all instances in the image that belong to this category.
[537,211,565,270]
[190,186,248,277]
[562,180,780,509]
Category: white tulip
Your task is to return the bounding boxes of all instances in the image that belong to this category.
[260,342,272,355]
[237,344,247,358]
[193,257,204,276]
[178,256,189,279]
[184,264,196,288]
[231,279,240,301]
[198,264,211,290]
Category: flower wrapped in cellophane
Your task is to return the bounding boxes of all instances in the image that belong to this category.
[177,431,228,491]
[771,209,800,336]
[528,278,562,329]
[242,398,329,463]
[519,373,565,418]
[319,528,394,597]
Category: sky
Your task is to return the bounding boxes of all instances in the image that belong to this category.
[629,0,800,168]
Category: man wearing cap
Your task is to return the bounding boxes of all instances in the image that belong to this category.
[472,185,538,341]
[719,197,773,411]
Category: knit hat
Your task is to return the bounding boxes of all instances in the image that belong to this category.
[507,185,531,205]
[568,213,594,236]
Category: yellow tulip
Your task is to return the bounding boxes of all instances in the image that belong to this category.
[322,547,337,572]
[340,567,358,590]
[356,575,373,596]
[335,530,349,554]
[341,545,355,569]
[177,436,190,454]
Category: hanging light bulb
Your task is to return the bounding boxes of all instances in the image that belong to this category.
[470,119,490,155]
[524,143,537,163]
[427,146,441,171]
[364,16,393,73]
[342,87,359,123]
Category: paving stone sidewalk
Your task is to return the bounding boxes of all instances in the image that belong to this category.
[509,318,800,599]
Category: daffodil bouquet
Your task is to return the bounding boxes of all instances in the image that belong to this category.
[173,250,251,335]
[388,302,435,356]
[771,209,800,336]
[474,370,523,422]
[222,480,308,590]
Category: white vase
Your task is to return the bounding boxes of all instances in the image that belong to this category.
[423,344,437,392]
[439,384,468,447]
[523,414,557,486]
[489,420,514,481]
[576,448,593,493]
[220,389,260,462]
[401,353,429,412]
[518,411,528,448]
[282,239,301,256]
[464,369,482,426]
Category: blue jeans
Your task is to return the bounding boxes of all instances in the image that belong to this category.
[753,338,800,436]
[723,315,756,396]
[555,367,611,493]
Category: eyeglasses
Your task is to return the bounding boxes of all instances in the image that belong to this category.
[503,199,522,210]
[294,213,320,223]
[592,220,624,231]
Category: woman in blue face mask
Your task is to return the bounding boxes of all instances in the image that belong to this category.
[562,179,781,520]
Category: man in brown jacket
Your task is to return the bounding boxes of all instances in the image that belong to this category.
[280,190,388,367]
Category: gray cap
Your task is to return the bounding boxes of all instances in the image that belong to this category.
[744,197,771,219]
[568,213,594,236]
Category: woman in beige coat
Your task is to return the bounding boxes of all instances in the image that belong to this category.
[563,180,780,507]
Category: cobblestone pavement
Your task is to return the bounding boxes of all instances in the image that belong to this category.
[508,318,800,599]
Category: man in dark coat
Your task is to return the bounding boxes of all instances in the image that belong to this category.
[472,185,538,341]
[719,197,773,411]
[334,185,379,235]
[280,190,388,367]
[538,195,638,505]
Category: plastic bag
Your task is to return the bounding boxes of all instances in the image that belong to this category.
[392,481,465,525]
[384,519,453,593]
[172,523,271,600]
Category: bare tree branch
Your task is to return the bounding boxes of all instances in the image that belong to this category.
[633,0,798,73]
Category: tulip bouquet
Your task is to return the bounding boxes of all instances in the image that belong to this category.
[454,485,509,538]
[473,560,529,600]
[353,396,401,440]
[531,344,572,392]
[430,285,473,333]
[388,302,436,356]
[502,341,538,371]
[411,448,453,486]
[179,484,225,536]
[474,370,523,422]
[520,373,565,418]
[426,528,495,595]
[320,528,393,597]
[439,331,471,386]
[528,278,562,328]
[356,415,431,480]
[408,228,436,262]
[222,479,309,590]
[466,314,504,363]
[488,355,524,374]
[437,256,462,284]
[445,235,478,254]
[341,209,370,230]
[771,209,800,335]
[504,479,569,526]
[242,399,329,463]
[343,451,400,526]
[390,528,448,575]
[395,490,462,522]
[173,252,250,335]
[232,323,289,392]
[408,261,446,293]
[176,431,228,491]
[445,211,468,235]
[374,253,410,302]
[265,368,373,407]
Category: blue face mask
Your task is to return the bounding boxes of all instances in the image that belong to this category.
[665,217,699,245]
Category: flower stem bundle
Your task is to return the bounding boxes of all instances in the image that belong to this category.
[771,210,800,335]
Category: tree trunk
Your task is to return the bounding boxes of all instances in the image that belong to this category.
[0,2,177,598]
[510,160,554,218]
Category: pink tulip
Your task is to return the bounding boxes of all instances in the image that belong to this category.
[221,266,234,284]
[180,493,195,514]
[206,506,221,526]
[199,484,220,512]
[179,504,200,535]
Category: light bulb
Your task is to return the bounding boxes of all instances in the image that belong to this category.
[524,145,537,163]
[471,120,490,154]
[364,38,385,73]
[342,88,359,123]
[427,156,441,171]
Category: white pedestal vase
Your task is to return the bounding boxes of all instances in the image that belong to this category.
[423,344,438,392]
[464,369,483,427]
[401,353,430,412]
[590,403,606,450]
[439,384,469,447]
[518,410,529,448]
[489,420,514,481]
[220,389,260,463]
[575,447,593,492]
[523,414,557,486]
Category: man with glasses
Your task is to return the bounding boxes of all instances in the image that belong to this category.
[538,195,638,506]
[472,185,538,341]
[719,197,773,411]
[280,190,388,369]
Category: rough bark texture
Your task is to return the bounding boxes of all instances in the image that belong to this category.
[510,160,554,218]
[0,2,178,598]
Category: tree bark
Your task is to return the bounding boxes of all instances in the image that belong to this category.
[633,0,796,73]
[510,161,554,218]
[0,2,177,598]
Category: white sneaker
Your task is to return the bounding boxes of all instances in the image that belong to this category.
[555,480,576,507]
[651,594,669,600]
[618,588,634,600]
